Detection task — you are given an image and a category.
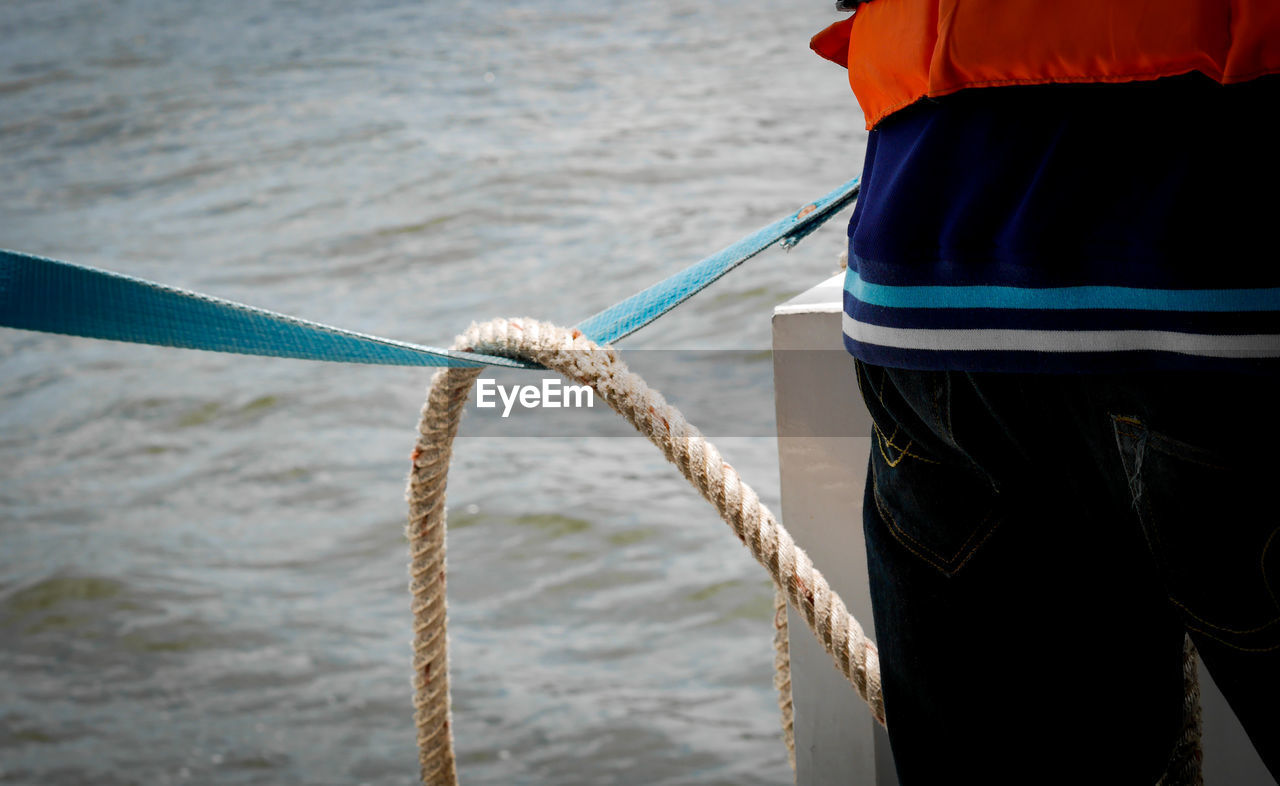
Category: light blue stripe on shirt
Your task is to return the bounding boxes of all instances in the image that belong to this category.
[845,272,1280,312]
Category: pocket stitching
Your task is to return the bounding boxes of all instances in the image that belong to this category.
[871,466,1000,575]
[1183,620,1280,653]
[874,423,941,467]
[1168,594,1280,636]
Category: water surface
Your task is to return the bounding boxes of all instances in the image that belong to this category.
[0,2,868,783]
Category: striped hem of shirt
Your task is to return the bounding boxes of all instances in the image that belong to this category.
[842,270,1280,374]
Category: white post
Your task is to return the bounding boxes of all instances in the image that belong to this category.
[772,274,897,786]
[771,273,1270,785]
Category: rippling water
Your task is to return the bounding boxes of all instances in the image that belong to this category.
[0,2,867,783]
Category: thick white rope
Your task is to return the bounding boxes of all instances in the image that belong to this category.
[404,317,1201,785]
[1157,635,1204,786]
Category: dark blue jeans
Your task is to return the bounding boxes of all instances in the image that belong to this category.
[855,361,1280,783]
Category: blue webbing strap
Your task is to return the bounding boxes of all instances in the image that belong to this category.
[575,177,859,344]
[0,250,524,368]
[0,177,858,368]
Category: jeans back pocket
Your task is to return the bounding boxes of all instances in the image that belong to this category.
[1113,414,1280,653]
[857,361,1001,577]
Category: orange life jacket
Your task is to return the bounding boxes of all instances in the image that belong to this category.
[812,0,1280,129]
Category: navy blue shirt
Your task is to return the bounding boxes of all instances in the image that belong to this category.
[843,74,1280,373]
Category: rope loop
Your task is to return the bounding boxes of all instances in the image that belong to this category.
[405,317,1201,786]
